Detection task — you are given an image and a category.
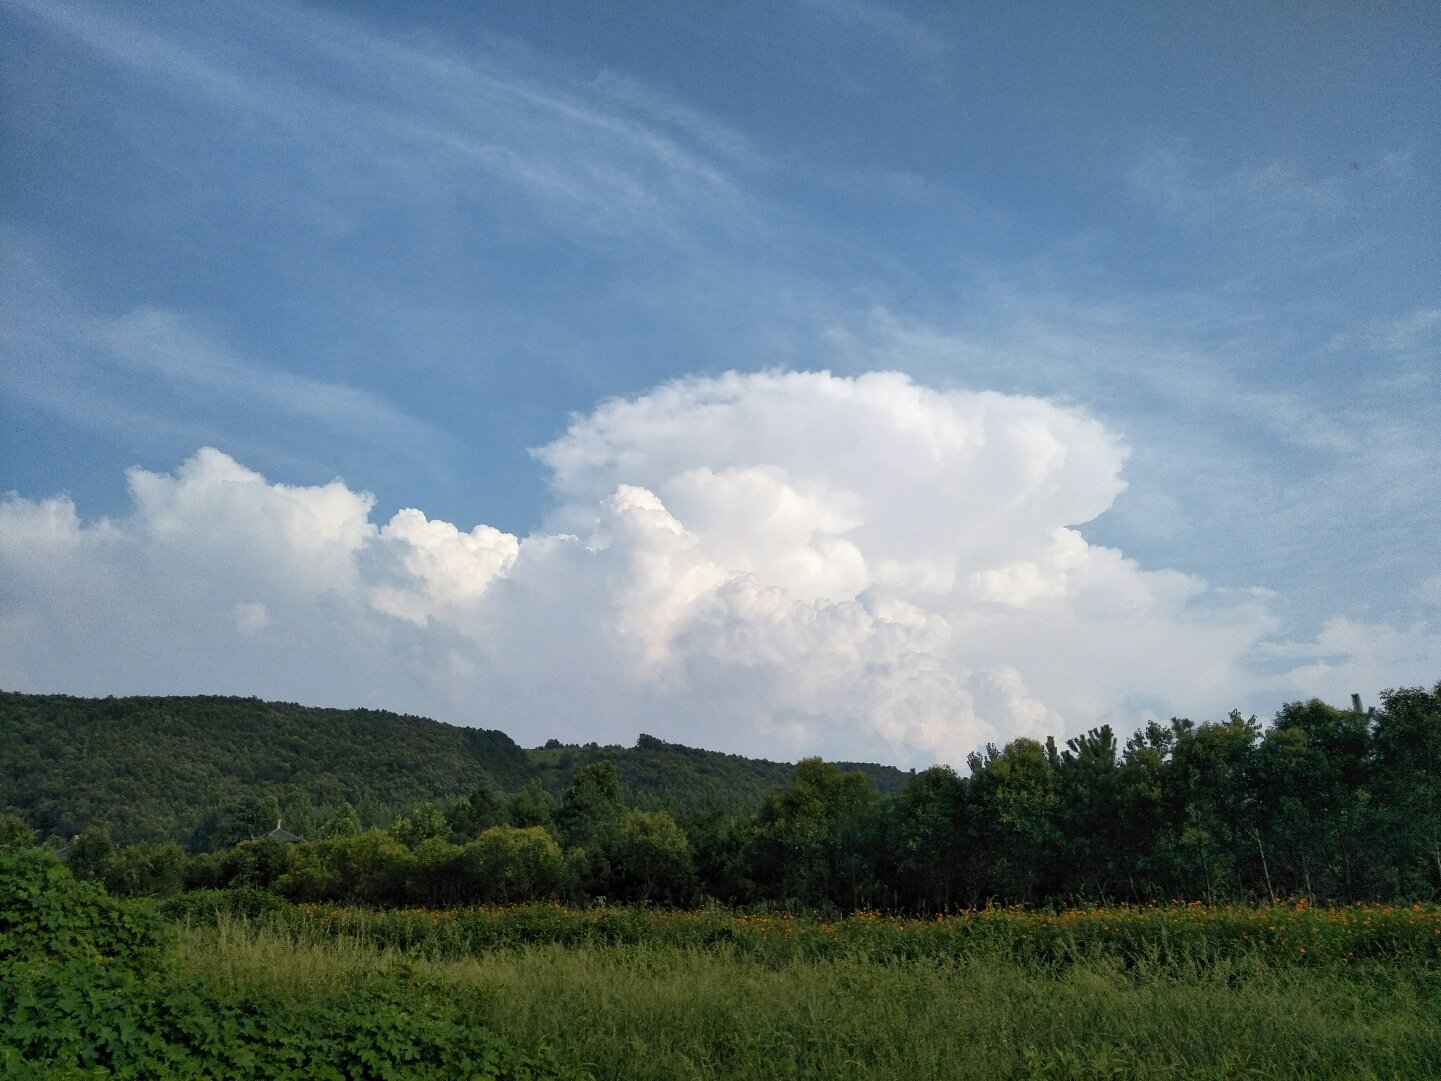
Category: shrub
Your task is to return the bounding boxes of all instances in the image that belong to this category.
[159,886,292,924]
[1,847,592,1079]
[0,848,170,969]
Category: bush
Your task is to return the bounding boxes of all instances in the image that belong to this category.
[159,886,292,924]
[0,847,592,1079]
[0,848,171,969]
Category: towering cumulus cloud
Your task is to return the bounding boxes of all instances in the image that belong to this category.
[0,372,1280,764]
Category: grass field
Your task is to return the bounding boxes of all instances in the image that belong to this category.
[174,904,1441,1081]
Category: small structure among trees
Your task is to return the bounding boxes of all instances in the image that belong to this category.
[265,819,302,844]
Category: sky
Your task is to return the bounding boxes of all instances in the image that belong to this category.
[2,0,1438,767]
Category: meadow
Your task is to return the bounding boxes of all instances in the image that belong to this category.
[169,898,1441,1080]
[7,845,1441,1079]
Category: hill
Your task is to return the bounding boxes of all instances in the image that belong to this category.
[0,691,910,846]
[0,692,533,845]
[528,732,910,814]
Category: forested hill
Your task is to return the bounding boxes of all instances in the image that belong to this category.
[0,691,909,846]
[527,732,909,817]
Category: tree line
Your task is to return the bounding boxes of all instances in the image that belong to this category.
[6,682,1436,911]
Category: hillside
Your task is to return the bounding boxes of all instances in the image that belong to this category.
[0,692,534,845]
[0,691,910,845]
[528,733,911,814]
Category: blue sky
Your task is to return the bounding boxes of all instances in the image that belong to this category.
[2,0,1437,764]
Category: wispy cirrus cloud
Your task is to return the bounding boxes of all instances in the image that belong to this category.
[1124,140,1414,229]
[88,308,435,443]
[1,235,449,479]
[792,0,951,63]
[7,0,769,251]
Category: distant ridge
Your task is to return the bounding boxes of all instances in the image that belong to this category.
[0,691,911,846]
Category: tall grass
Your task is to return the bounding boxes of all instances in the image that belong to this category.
[176,915,1441,1080]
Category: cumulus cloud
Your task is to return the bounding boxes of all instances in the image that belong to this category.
[1256,617,1441,705]
[5,370,1422,765]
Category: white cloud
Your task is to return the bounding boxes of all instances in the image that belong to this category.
[537,370,1128,595]
[234,602,270,637]
[1261,617,1441,705]
[1,371,1429,765]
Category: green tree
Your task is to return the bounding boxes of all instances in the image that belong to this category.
[406,836,466,905]
[1369,682,1441,898]
[319,801,362,839]
[683,809,759,905]
[222,837,293,889]
[275,843,340,902]
[198,794,282,851]
[0,814,36,853]
[752,758,879,911]
[302,830,413,904]
[1153,713,1260,903]
[1055,725,1130,900]
[555,761,626,850]
[447,783,504,841]
[280,794,321,839]
[65,827,114,884]
[1256,698,1370,900]
[391,802,449,848]
[887,766,965,912]
[103,841,186,897]
[965,739,1062,903]
[610,809,697,904]
[508,779,555,829]
[461,825,565,903]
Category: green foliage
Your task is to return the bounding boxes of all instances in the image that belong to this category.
[886,765,965,911]
[507,780,555,829]
[319,802,363,839]
[752,758,880,910]
[1370,683,1441,897]
[177,920,1441,1081]
[609,809,697,905]
[390,802,449,848]
[267,897,1441,972]
[448,784,505,841]
[0,813,36,853]
[64,827,115,884]
[102,841,187,897]
[527,732,909,815]
[464,827,567,904]
[1,965,590,1080]
[196,793,283,851]
[5,684,1440,912]
[1,849,172,972]
[0,847,590,1079]
[0,691,531,846]
[554,762,625,851]
[966,739,1063,903]
[160,886,292,924]
[277,830,413,905]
